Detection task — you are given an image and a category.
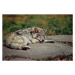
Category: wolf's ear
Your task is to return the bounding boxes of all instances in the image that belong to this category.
[34,28,39,33]
[43,29,47,33]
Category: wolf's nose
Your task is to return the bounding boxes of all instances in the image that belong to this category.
[42,40,44,42]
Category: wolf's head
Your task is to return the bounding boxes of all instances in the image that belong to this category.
[31,27,47,43]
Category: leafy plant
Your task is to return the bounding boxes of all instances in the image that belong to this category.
[3,15,73,42]
[10,27,21,32]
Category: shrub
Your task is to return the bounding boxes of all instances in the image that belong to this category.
[3,15,73,37]
[10,27,21,32]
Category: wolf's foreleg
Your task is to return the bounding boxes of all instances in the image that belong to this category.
[44,40,55,43]
[30,39,39,43]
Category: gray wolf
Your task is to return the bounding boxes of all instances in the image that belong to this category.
[4,27,54,50]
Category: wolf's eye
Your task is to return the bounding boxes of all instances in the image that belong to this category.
[37,34,40,37]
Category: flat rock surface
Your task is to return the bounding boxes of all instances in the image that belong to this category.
[46,35,73,42]
[3,35,73,60]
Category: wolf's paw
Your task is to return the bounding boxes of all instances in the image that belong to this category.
[22,46,30,50]
[44,40,55,43]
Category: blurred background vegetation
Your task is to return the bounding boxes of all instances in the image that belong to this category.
[3,15,73,42]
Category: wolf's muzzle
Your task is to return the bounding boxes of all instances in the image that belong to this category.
[39,40,44,43]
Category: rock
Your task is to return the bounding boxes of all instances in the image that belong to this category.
[2,35,73,60]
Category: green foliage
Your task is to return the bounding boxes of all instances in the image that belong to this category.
[3,35,5,42]
[55,29,61,35]
[3,15,73,39]
[10,27,20,32]
[39,25,47,29]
